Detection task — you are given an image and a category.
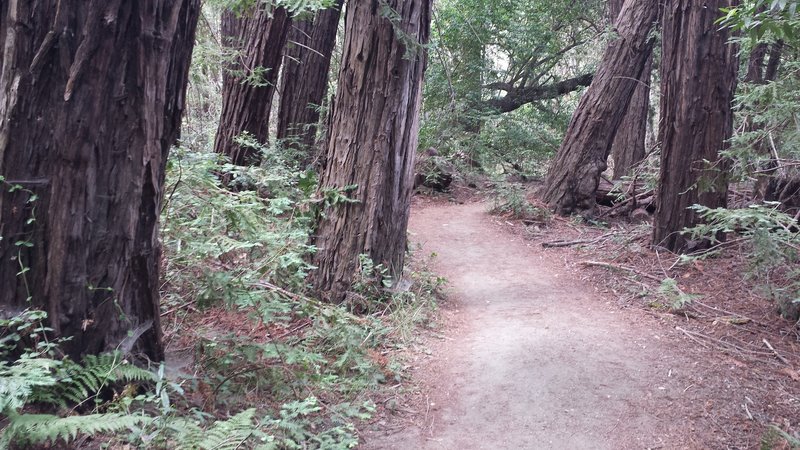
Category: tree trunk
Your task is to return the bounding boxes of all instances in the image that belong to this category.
[652,0,738,253]
[276,1,343,163]
[764,40,783,82]
[0,0,200,360]
[611,55,652,179]
[311,0,431,304]
[744,43,767,83]
[608,0,652,180]
[541,0,658,216]
[214,5,291,166]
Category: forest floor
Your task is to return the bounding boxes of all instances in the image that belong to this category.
[361,194,800,449]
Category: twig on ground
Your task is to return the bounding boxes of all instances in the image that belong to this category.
[676,326,775,361]
[579,260,662,282]
[542,232,614,248]
[254,280,305,301]
[160,299,198,317]
[762,338,791,366]
[690,300,766,328]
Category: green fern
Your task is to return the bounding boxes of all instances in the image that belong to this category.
[0,412,150,449]
[0,357,60,412]
[175,408,263,450]
[33,352,154,408]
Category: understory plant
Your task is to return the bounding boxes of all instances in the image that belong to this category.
[681,202,800,321]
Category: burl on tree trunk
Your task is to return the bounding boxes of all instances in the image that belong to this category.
[214,5,291,166]
[652,0,738,253]
[541,0,658,216]
[0,1,200,360]
[311,0,431,304]
[277,0,344,162]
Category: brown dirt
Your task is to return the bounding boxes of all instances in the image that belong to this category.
[361,197,800,449]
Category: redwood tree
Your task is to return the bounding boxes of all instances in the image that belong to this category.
[312,0,431,304]
[0,1,200,360]
[541,0,659,216]
[608,0,653,179]
[214,5,292,166]
[653,0,738,252]
[276,0,344,160]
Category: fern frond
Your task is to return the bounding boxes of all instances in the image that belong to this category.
[31,351,154,408]
[177,408,259,450]
[0,357,60,413]
[1,412,150,447]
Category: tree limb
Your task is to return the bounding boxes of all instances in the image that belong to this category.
[483,73,594,113]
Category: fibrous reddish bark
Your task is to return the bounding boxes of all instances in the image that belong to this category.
[0,0,200,360]
[652,0,738,252]
[214,5,291,166]
[541,0,659,215]
[312,0,431,304]
[276,0,343,161]
[608,0,652,179]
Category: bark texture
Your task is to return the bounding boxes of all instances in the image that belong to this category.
[541,0,658,216]
[0,0,200,360]
[312,0,431,304]
[653,0,738,252]
[214,6,291,166]
[609,0,652,179]
[276,1,343,161]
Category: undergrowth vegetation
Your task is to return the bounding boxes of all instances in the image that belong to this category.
[0,139,444,448]
[0,5,444,446]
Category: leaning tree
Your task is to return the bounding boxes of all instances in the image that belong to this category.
[214,4,292,166]
[608,0,653,179]
[0,1,200,360]
[541,0,659,216]
[652,0,738,252]
[312,0,432,304]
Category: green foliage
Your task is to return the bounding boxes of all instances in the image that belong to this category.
[724,59,800,182]
[161,145,315,311]
[657,278,701,311]
[490,182,550,222]
[0,311,157,448]
[420,0,602,173]
[682,203,800,319]
[1,413,149,449]
[720,1,800,42]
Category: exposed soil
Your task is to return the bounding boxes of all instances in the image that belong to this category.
[361,196,800,449]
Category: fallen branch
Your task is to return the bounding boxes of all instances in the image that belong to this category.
[254,280,305,301]
[578,260,662,282]
[762,338,791,366]
[690,300,766,328]
[676,326,774,360]
[160,299,198,317]
[542,232,614,248]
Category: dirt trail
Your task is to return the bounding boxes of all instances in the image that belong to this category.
[364,200,710,449]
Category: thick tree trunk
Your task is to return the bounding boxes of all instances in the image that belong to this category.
[541,0,658,216]
[0,1,200,360]
[608,0,652,180]
[311,0,431,304]
[611,55,652,179]
[276,1,343,162]
[214,6,291,166]
[652,0,738,253]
